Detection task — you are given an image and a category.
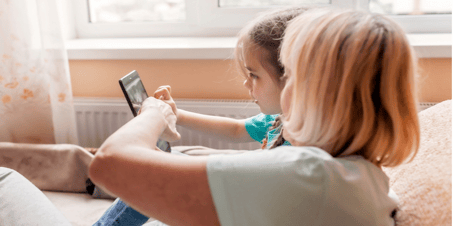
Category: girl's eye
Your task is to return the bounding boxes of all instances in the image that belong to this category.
[249,73,258,79]
[280,75,288,82]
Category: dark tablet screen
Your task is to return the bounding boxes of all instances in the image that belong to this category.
[119,70,171,152]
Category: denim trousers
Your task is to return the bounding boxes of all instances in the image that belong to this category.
[93,198,150,226]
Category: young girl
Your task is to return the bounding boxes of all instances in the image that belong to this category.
[93,7,310,226]
[88,8,420,226]
[155,7,312,150]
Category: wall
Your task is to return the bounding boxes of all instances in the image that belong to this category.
[69,59,248,99]
[417,58,452,102]
[69,58,452,102]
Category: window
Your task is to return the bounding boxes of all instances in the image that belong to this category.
[370,0,452,33]
[88,0,186,23]
[73,0,451,38]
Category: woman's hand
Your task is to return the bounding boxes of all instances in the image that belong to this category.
[139,97,181,143]
[153,85,178,117]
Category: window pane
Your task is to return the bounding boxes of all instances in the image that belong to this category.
[219,0,330,8]
[370,0,452,15]
[88,0,185,23]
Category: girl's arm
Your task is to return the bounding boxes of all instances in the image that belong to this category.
[177,109,254,143]
[89,97,220,226]
[154,85,254,143]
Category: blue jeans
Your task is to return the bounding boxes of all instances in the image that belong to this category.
[93,198,149,226]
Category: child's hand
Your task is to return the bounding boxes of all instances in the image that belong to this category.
[153,85,178,117]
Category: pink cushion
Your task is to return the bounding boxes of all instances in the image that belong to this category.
[383,100,452,225]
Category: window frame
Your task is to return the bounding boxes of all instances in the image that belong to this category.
[65,0,451,60]
[73,0,451,38]
[72,0,440,38]
[387,14,452,33]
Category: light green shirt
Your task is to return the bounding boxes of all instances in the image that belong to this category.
[206,146,398,226]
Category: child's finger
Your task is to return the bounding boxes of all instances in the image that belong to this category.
[154,88,171,100]
[160,85,171,93]
[153,89,166,99]
[155,85,171,95]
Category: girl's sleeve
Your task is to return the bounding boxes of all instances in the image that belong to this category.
[244,113,278,143]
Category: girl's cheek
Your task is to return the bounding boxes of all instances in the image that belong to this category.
[281,85,292,116]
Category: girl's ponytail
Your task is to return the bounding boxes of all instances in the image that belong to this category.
[261,115,287,149]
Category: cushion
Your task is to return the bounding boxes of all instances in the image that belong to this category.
[43,191,114,226]
[383,100,452,225]
[0,142,93,192]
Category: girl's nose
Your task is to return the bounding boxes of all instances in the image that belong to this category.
[243,78,251,90]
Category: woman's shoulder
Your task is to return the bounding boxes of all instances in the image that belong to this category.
[209,146,382,177]
[208,146,389,188]
[271,146,386,176]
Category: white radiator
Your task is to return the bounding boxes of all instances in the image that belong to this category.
[74,98,438,149]
[74,97,261,150]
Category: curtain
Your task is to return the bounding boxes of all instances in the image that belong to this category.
[0,0,78,144]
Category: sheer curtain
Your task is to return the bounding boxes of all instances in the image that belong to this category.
[0,0,78,144]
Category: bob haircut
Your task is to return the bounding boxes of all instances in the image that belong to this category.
[280,9,420,167]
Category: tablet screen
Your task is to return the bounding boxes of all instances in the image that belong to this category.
[119,70,171,152]
[119,70,148,117]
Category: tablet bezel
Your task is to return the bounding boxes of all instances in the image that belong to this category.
[119,70,171,152]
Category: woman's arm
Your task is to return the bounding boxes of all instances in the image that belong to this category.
[89,98,220,226]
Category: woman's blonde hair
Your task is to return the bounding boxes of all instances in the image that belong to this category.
[280,9,420,167]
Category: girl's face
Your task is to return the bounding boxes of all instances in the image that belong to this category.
[242,41,283,115]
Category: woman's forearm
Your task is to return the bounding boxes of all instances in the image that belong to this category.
[101,109,165,151]
[88,109,168,195]
[88,107,219,226]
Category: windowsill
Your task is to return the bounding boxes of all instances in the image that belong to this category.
[65,33,451,60]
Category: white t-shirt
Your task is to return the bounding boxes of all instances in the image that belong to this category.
[206,146,398,226]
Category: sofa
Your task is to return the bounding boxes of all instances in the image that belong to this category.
[0,100,451,225]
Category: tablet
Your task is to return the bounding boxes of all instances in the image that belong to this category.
[119,70,171,152]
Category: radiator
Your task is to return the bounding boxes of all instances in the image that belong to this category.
[74,97,438,149]
[74,97,262,150]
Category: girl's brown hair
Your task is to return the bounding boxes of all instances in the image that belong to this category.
[281,9,420,167]
[234,7,312,149]
[234,7,312,84]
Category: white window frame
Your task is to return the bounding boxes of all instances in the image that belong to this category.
[64,0,451,59]
[388,14,452,33]
[196,0,350,28]
[72,0,451,38]
[355,1,452,34]
[72,0,370,38]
